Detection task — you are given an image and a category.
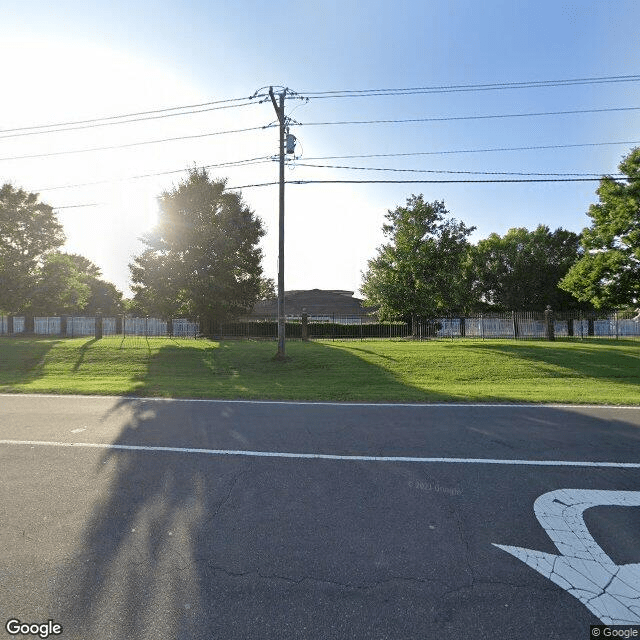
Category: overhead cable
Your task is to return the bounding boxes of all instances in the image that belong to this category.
[286,178,611,185]
[297,106,640,128]
[0,100,264,140]
[298,74,640,98]
[0,125,275,162]
[294,162,624,177]
[36,157,272,192]
[303,139,640,160]
[0,94,268,136]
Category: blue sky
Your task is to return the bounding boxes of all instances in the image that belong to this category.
[1,0,639,297]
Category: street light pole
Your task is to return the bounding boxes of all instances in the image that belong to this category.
[269,86,287,360]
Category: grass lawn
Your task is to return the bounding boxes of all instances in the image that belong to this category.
[0,335,638,404]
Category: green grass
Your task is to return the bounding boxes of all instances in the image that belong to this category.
[0,336,639,404]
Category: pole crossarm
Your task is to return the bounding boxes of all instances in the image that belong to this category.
[268,87,286,124]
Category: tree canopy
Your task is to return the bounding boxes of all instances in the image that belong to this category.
[560,147,640,309]
[469,225,585,311]
[0,184,65,313]
[361,196,475,324]
[30,252,123,316]
[129,168,267,327]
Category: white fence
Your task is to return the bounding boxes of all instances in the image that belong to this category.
[0,316,199,337]
[434,314,640,339]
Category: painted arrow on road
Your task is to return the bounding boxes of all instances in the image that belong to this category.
[494,489,640,625]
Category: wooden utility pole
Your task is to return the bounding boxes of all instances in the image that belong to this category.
[269,87,287,360]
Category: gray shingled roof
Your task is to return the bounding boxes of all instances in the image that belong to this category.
[248,289,376,317]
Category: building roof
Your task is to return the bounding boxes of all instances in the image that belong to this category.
[249,289,376,317]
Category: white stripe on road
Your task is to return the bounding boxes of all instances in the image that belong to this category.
[1,393,640,408]
[1,439,640,467]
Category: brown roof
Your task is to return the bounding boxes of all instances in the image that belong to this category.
[249,289,376,317]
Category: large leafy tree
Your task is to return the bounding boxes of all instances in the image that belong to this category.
[560,147,640,308]
[129,168,266,327]
[29,252,123,316]
[469,225,584,311]
[64,254,123,315]
[0,184,65,313]
[30,253,92,315]
[361,196,475,327]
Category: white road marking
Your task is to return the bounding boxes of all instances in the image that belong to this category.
[1,439,640,467]
[494,489,640,625]
[1,393,639,408]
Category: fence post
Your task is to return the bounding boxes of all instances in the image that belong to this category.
[24,315,34,335]
[95,314,103,340]
[7,315,14,336]
[480,314,484,340]
[460,317,466,338]
[544,306,555,341]
[167,318,173,338]
[512,311,519,340]
[615,311,619,340]
[567,316,574,337]
[588,316,595,337]
[301,312,309,341]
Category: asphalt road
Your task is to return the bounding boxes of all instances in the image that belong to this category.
[1,394,639,639]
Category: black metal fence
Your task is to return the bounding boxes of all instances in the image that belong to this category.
[1,310,638,340]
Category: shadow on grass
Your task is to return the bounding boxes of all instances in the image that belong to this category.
[72,338,99,372]
[467,339,640,385]
[0,337,60,389]
[48,397,640,639]
[135,338,459,402]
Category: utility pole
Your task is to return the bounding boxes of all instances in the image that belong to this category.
[269,86,287,360]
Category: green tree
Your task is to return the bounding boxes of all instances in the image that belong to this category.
[129,168,266,329]
[29,252,123,316]
[361,196,475,329]
[258,277,276,300]
[0,184,65,313]
[64,254,123,315]
[30,253,91,315]
[560,147,640,308]
[470,225,584,311]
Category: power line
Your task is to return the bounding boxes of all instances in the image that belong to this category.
[286,178,611,184]
[6,74,638,135]
[0,100,264,140]
[297,106,640,128]
[0,94,269,136]
[227,181,280,190]
[294,162,624,177]
[35,157,272,192]
[303,139,640,161]
[30,143,637,193]
[298,74,640,98]
[52,203,101,209]
[0,124,275,162]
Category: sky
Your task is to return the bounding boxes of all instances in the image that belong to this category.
[1,0,639,299]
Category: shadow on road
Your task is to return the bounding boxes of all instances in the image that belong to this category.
[46,398,640,639]
[54,398,246,639]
